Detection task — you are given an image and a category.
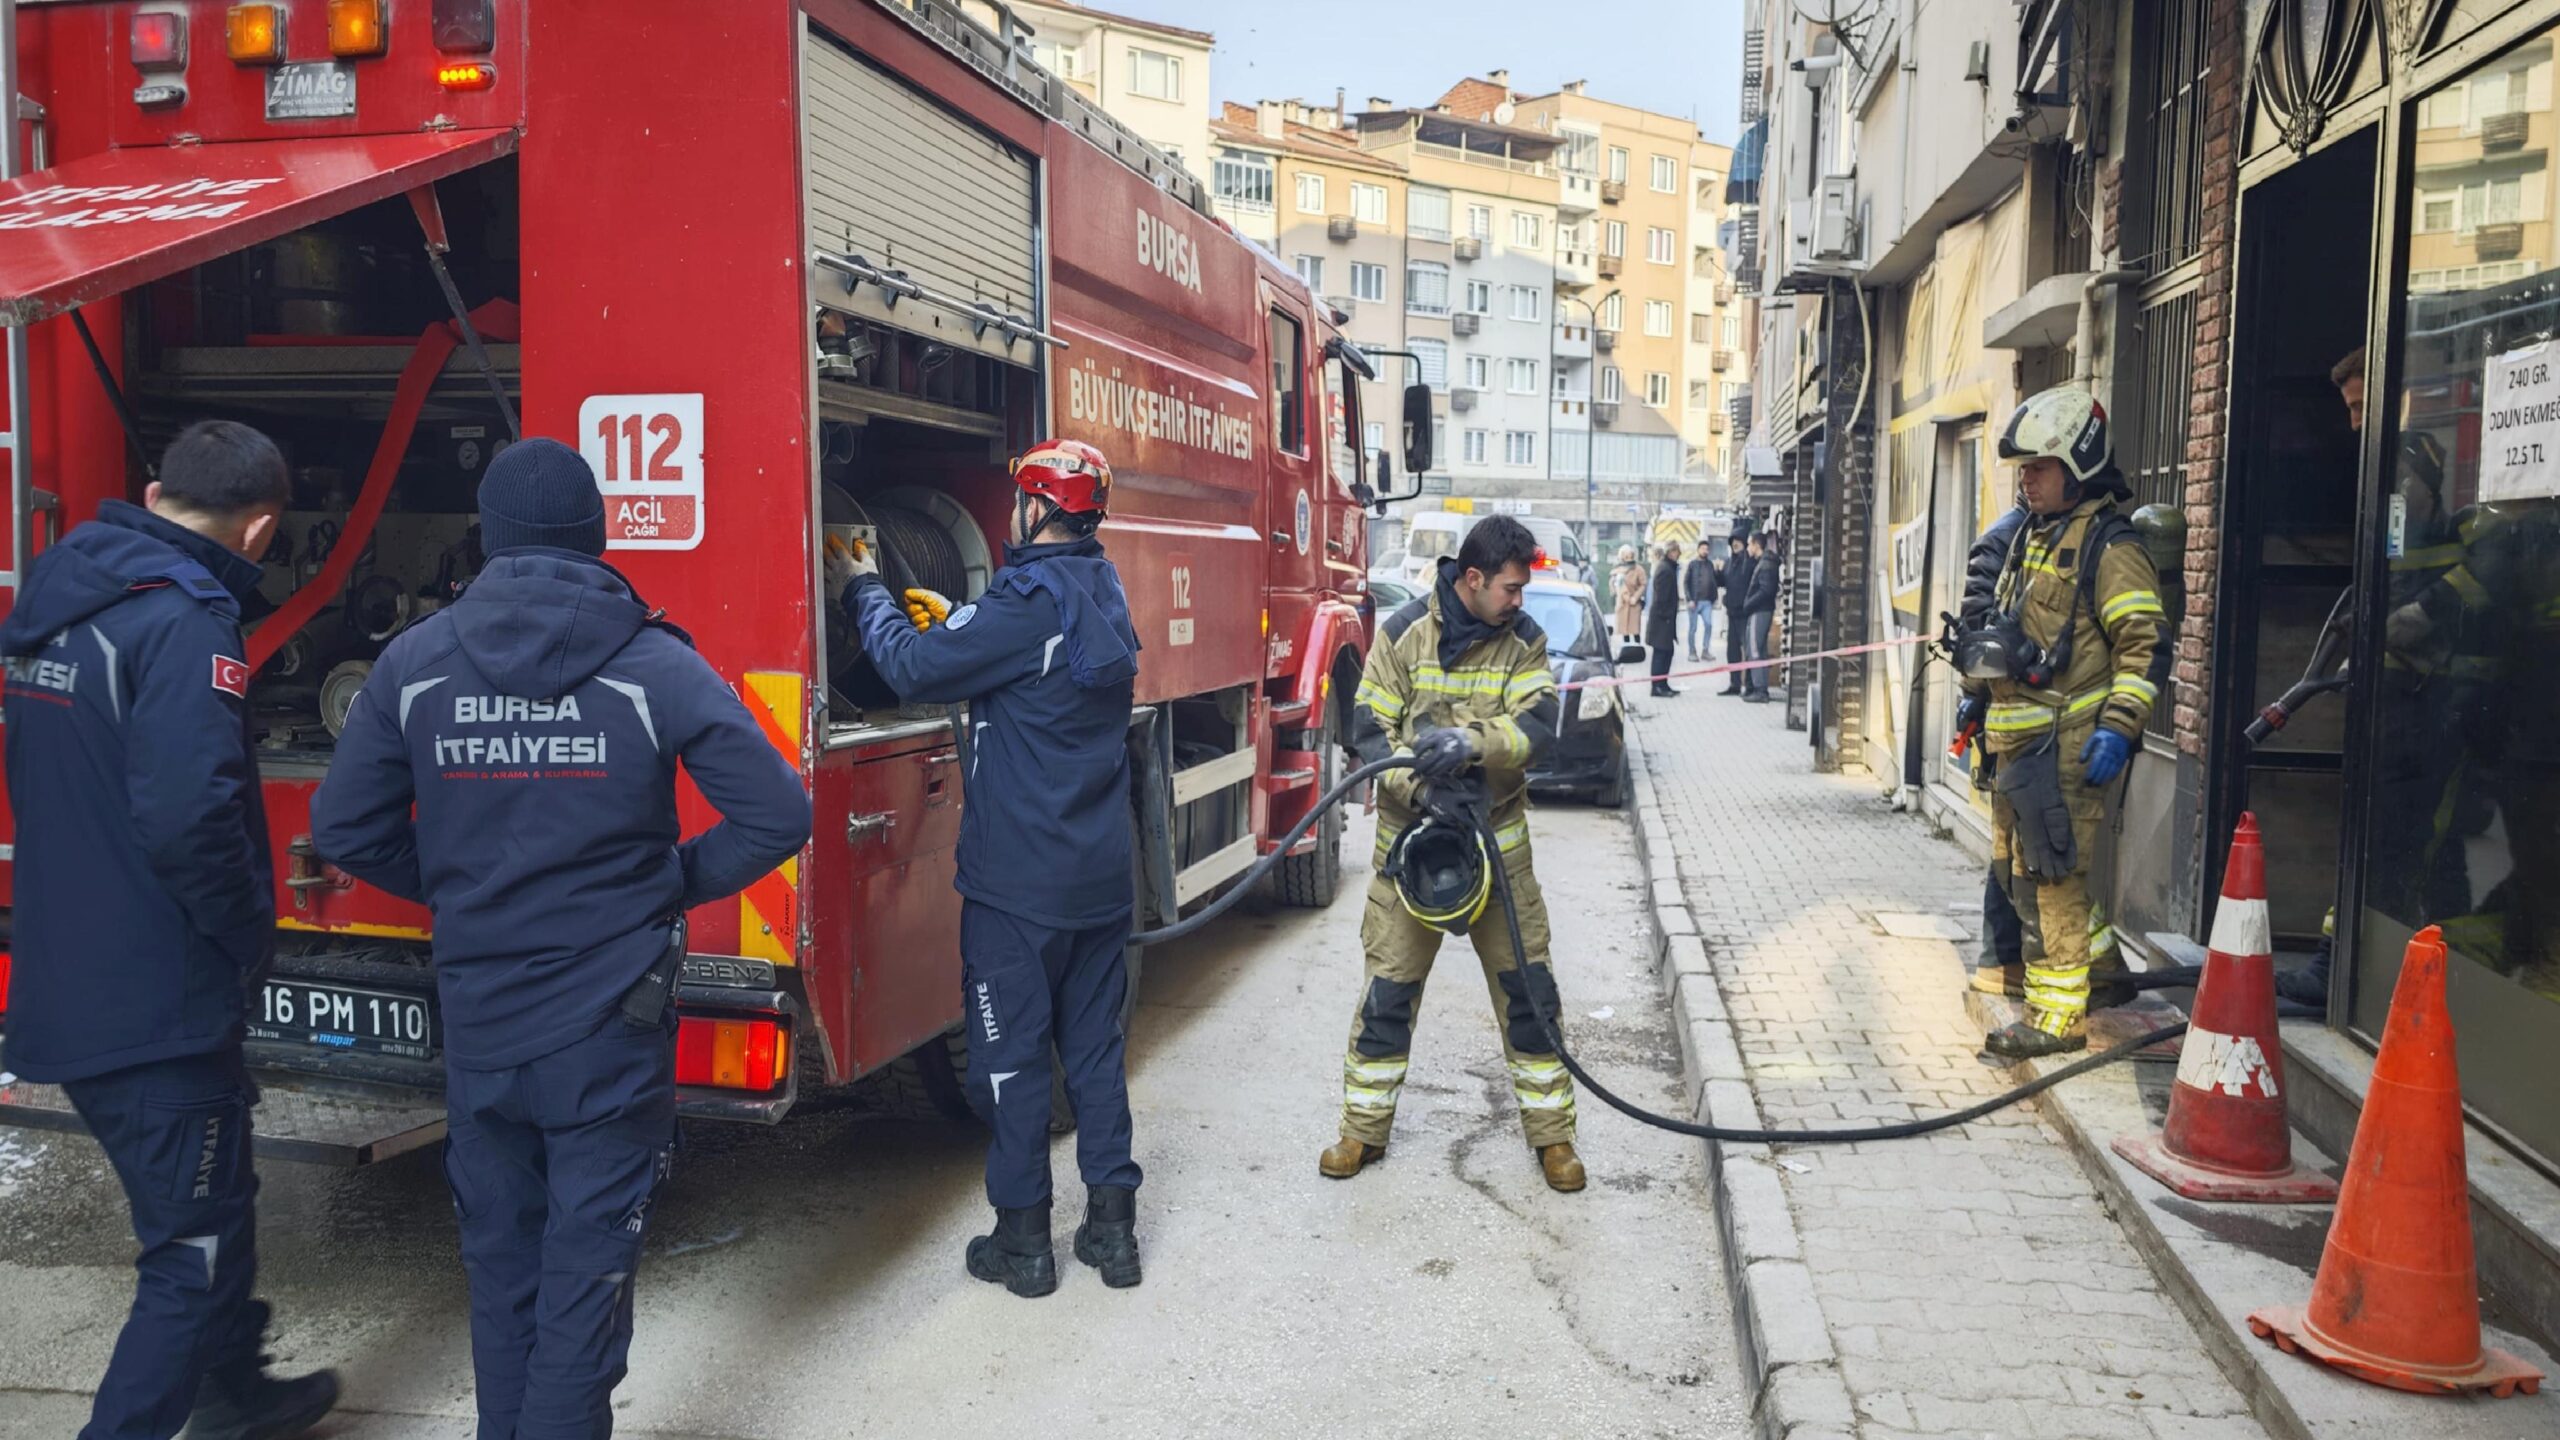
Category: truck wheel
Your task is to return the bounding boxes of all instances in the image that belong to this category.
[1276,714,1342,908]
[871,1027,1077,1134]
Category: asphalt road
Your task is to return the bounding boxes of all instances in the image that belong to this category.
[0,802,1745,1439]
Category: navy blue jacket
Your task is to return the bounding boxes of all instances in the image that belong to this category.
[848,536,1139,930]
[0,502,273,1083]
[312,551,812,1070]
[1964,504,2031,626]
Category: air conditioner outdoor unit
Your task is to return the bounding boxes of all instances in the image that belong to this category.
[1453,311,1481,336]
[1812,176,1857,262]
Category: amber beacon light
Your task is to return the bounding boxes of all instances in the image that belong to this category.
[326,0,389,57]
[225,5,285,65]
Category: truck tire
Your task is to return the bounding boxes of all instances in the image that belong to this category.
[866,1027,1077,1133]
[1275,713,1342,908]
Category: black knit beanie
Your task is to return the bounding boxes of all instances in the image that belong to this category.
[477,438,607,557]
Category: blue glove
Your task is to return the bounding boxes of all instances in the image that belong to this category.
[1410,727,1477,780]
[2081,727,2133,787]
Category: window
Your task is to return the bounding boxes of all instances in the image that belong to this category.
[1645,300,1674,337]
[1648,227,1677,264]
[1350,262,1386,302]
[1032,41,1083,79]
[1269,309,1305,452]
[1352,183,1388,224]
[1724,314,1741,347]
[1691,313,1713,343]
[1214,153,1274,213]
[1651,155,1678,192]
[1603,220,1626,257]
[1465,355,1489,389]
[1408,187,1452,241]
[1293,254,1323,290]
[1689,380,1712,410]
[1364,420,1385,452]
[1722,380,1742,408]
[1561,131,1599,176]
[1504,430,1536,466]
[1508,285,1544,322]
[1600,365,1622,402]
[1599,293,1623,330]
[1465,279,1493,313]
[1507,357,1539,394]
[1464,428,1489,464]
[1296,173,1325,214]
[1410,338,1448,390]
[1128,47,1182,101]
[1511,211,1544,249]
[1607,145,1629,183]
[1645,372,1671,407]
[1467,204,1493,240]
[1406,261,1451,316]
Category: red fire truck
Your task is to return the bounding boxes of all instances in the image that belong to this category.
[0,0,1426,1161]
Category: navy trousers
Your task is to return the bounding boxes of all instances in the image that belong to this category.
[960,900,1142,1210]
[62,1049,261,1440]
[1982,871,2024,969]
[443,1017,676,1440]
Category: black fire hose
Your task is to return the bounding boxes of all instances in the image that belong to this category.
[1132,755,2232,1145]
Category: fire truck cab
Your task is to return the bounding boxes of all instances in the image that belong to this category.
[0,0,1426,1162]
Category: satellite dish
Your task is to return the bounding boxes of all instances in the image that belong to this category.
[1493,100,1516,125]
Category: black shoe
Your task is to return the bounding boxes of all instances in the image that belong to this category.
[1651,684,1681,698]
[966,1203,1060,1298]
[180,1305,339,1440]
[1719,685,1743,696]
[1745,692,1772,704]
[1073,1185,1143,1289]
[1983,1021,2087,1059]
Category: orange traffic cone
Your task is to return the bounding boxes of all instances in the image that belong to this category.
[2113,813,2338,1202]
[2247,928,2543,1397]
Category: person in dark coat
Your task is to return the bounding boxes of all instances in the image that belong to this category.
[828,437,1148,1300]
[1683,546,1718,661]
[1958,501,2032,998]
[1646,542,1684,697]
[1718,536,1754,694]
[314,439,812,1437]
[1743,533,1781,702]
[0,421,339,1440]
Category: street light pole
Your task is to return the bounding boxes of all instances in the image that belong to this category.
[1558,286,1619,562]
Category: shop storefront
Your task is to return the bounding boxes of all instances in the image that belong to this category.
[2218,0,2560,1171]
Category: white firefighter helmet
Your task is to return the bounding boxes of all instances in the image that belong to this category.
[1998,386,2113,486]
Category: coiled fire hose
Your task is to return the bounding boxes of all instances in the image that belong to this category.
[1130,755,2302,1145]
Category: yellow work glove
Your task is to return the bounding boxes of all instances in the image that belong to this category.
[903,587,952,631]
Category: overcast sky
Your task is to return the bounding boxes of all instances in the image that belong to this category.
[1143,0,1747,144]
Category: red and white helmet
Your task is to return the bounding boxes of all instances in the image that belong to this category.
[1011,438,1113,515]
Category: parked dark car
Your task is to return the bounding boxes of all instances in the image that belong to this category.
[1523,578,1628,807]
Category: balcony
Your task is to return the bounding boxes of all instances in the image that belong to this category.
[1709,412,1729,434]
[1454,236,1484,262]
[1598,253,1623,279]
[1601,178,1626,204]
[1594,327,1619,353]
[1554,322,1593,360]
[2478,222,2526,260]
[1453,311,1481,336]
[2483,110,2530,152]
[1451,386,1481,412]
[1555,247,1596,287]
[1415,139,1552,177]
[1559,171,1599,215]
[1593,400,1620,426]
[1713,348,1734,371]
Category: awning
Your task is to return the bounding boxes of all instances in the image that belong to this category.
[0,128,518,326]
[1727,117,1766,208]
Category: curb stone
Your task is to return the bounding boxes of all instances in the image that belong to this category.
[1622,712,1858,1440]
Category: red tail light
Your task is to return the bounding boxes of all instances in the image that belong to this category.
[131,12,189,70]
[0,951,12,1017]
[675,1016,790,1092]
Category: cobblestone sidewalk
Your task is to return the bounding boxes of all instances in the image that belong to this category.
[1627,681,2269,1440]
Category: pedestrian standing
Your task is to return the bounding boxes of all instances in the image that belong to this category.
[1683,543,1718,662]
[830,439,1149,1299]
[0,421,339,1440]
[1718,536,1753,695]
[1647,541,1684,698]
[1322,516,1585,1193]
[315,439,813,1434]
[1742,533,1780,703]
[1611,544,1644,650]
[1957,499,2032,1001]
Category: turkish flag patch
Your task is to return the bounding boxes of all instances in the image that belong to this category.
[211,655,249,698]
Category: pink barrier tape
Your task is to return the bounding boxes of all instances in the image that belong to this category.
[1557,633,1935,690]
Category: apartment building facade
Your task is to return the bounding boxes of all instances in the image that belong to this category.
[960,0,1214,177]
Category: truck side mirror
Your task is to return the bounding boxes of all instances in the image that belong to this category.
[1403,382,1433,474]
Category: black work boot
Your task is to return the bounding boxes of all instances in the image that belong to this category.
[180,1304,340,1440]
[966,1203,1060,1298]
[1983,1020,2088,1059]
[1073,1185,1143,1289]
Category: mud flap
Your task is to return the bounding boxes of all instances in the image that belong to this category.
[0,1071,445,1167]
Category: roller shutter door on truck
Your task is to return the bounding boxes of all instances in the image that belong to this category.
[804,27,1039,367]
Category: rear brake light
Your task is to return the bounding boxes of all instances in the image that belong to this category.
[131,12,188,71]
[0,951,11,1017]
[432,0,497,53]
[675,1016,791,1092]
[226,5,285,65]
[437,61,497,91]
[327,0,389,57]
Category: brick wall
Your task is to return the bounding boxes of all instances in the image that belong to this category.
[2175,1,2246,760]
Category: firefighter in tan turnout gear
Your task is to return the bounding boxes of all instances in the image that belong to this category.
[1962,387,2170,1058]
[1321,516,1587,1192]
